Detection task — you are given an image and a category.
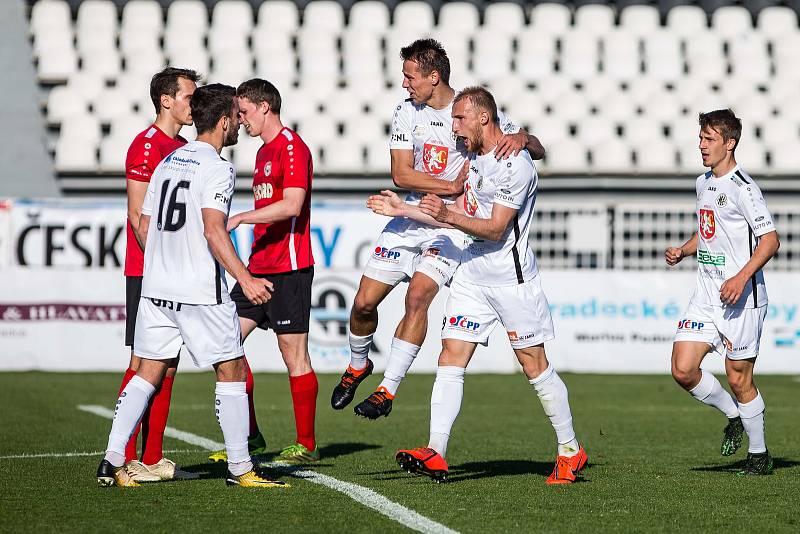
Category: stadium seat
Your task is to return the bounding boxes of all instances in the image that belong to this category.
[164,30,206,59]
[296,114,338,152]
[30,0,72,36]
[109,113,150,141]
[590,139,633,174]
[549,89,592,122]
[342,33,383,78]
[484,2,526,33]
[393,2,436,34]
[540,138,590,174]
[666,5,709,38]
[302,1,345,34]
[123,49,166,77]
[602,31,641,80]
[119,26,161,57]
[575,115,618,145]
[733,91,774,124]
[211,0,254,34]
[80,48,122,80]
[47,86,89,124]
[574,5,617,35]
[438,2,480,33]
[93,87,138,122]
[559,32,601,79]
[346,114,386,144]
[365,137,390,173]
[115,71,155,111]
[76,0,117,35]
[37,44,78,83]
[168,48,210,78]
[166,0,208,34]
[232,133,262,174]
[208,27,250,56]
[321,138,365,174]
[60,115,102,145]
[472,30,514,79]
[55,134,99,172]
[623,116,668,143]
[65,72,107,102]
[349,1,391,34]
[684,33,727,80]
[324,89,367,122]
[728,34,770,81]
[770,142,800,173]
[121,0,164,35]
[437,30,471,79]
[619,5,662,35]
[594,90,639,120]
[515,30,558,80]
[634,139,677,173]
[530,3,572,35]
[256,0,298,34]
[504,90,547,127]
[99,135,132,172]
[711,6,754,38]
[771,33,800,80]
[757,6,799,38]
[760,119,800,146]
[528,116,571,144]
[209,53,254,85]
[735,137,768,174]
[677,139,703,173]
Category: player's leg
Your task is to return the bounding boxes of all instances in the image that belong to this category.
[120,275,143,463]
[396,339,477,483]
[331,273,397,409]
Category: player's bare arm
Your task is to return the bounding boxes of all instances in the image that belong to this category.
[391,149,466,196]
[367,189,456,229]
[719,230,780,305]
[420,193,517,241]
[127,179,149,250]
[227,187,305,231]
[202,208,273,305]
[135,213,150,249]
[665,233,698,266]
[494,130,546,160]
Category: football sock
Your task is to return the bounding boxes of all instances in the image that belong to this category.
[378,337,421,396]
[689,370,740,419]
[214,381,252,473]
[244,358,260,437]
[739,391,767,454]
[428,366,466,458]
[141,374,174,465]
[117,367,140,462]
[289,371,318,451]
[105,375,155,467]
[348,331,373,371]
[529,365,579,457]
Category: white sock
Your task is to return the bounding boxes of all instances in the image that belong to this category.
[378,338,421,396]
[105,375,155,466]
[428,366,466,458]
[349,331,373,370]
[689,370,740,419]
[739,391,767,454]
[530,365,579,457]
[215,381,253,474]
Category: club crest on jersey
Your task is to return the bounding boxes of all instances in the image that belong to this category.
[463,183,478,216]
[699,209,716,239]
[715,193,727,208]
[423,143,448,175]
[413,124,428,137]
[263,161,272,177]
[476,177,483,191]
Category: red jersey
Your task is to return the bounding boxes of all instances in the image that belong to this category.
[124,124,187,276]
[248,128,314,274]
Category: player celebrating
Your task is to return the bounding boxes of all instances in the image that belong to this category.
[367,87,586,485]
[331,38,545,419]
[666,109,779,476]
[119,67,199,482]
[97,84,285,488]
[207,78,319,465]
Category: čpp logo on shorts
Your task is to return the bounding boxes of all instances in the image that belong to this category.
[677,319,705,330]
[373,247,401,262]
[447,315,481,331]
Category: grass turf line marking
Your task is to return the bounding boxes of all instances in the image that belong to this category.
[78,404,458,534]
[0,449,200,460]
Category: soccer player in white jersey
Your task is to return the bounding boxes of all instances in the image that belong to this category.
[331,39,546,419]
[666,109,779,476]
[96,84,285,488]
[367,87,586,485]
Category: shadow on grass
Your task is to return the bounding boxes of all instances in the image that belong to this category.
[691,457,800,473]
[371,458,600,483]
[179,442,380,480]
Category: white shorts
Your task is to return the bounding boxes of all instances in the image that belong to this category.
[363,217,465,287]
[134,297,244,368]
[674,300,767,360]
[442,275,555,349]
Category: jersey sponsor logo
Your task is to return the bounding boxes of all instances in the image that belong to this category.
[214,192,229,205]
[507,330,536,342]
[463,183,478,216]
[495,190,516,203]
[699,209,716,239]
[755,216,765,222]
[166,155,200,166]
[697,250,725,266]
[754,220,773,231]
[391,133,408,143]
[253,182,274,201]
[677,319,705,330]
[148,298,183,311]
[373,246,401,263]
[446,315,481,331]
[263,161,272,177]
[707,186,716,191]
[723,338,749,353]
[423,143,448,175]
[430,120,444,127]
[715,193,728,208]
[413,124,428,136]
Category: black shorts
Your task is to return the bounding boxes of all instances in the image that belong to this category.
[231,266,313,334]
[125,276,142,347]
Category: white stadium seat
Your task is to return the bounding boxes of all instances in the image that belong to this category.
[547,89,592,122]
[602,32,641,80]
[516,30,558,80]
[575,116,617,145]
[346,114,386,144]
[503,90,547,127]
[30,0,72,36]
[559,32,600,79]
[47,86,89,124]
[81,48,121,79]
[757,7,799,39]
[530,3,571,36]
[365,138,390,173]
[208,53,254,85]
[393,2,435,34]
[212,0,254,34]
[233,134,262,175]
[349,1,390,34]
[711,6,753,39]
[121,0,164,35]
[93,87,138,122]
[166,0,208,34]
[574,5,616,36]
[124,49,166,77]
[168,48,210,78]
[760,119,800,146]
[634,139,677,173]
[342,33,383,78]
[302,1,345,34]
[257,0,299,34]
[76,0,117,36]
[770,142,800,173]
[619,6,661,36]
[666,6,708,38]
[623,116,667,144]
[591,139,632,174]
[323,90,367,122]
[60,115,102,145]
[484,2,526,33]
[55,135,98,172]
[541,138,589,174]
[109,113,150,140]
[472,30,513,79]
[734,137,768,175]
[99,136,132,172]
[65,72,106,103]
[438,2,480,33]
[321,138,364,174]
[295,115,338,152]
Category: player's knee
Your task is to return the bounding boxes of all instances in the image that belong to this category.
[671,363,698,389]
[404,286,435,316]
[726,371,752,396]
[352,293,378,321]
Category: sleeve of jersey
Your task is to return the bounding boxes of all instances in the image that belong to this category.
[389,103,413,150]
[126,138,158,182]
[140,175,157,216]
[283,143,311,189]
[738,182,776,237]
[493,159,530,210]
[497,110,521,135]
[201,162,235,213]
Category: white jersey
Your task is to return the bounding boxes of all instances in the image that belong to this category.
[693,165,774,308]
[141,141,235,305]
[389,96,519,205]
[456,148,539,287]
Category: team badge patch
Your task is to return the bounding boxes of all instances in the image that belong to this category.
[423,143,448,175]
[264,161,272,176]
[715,193,728,208]
[699,209,716,239]
[464,183,478,216]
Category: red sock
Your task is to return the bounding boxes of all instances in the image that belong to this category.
[289,371,318,451]
[118,368,140,462]
[244,357,260,437]
[141,375,174,465]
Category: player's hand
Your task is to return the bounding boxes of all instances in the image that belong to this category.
[226,214,242,232]
[447,161,469,195]
[665,247,684,266]
[720,274,747,306]
[495,132,526,159]
[241,275,273,305]
[419,193,449,223]
[366,190,403,217]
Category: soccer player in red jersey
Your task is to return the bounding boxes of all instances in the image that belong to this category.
[120,67,200,482]
[207,78,319,464]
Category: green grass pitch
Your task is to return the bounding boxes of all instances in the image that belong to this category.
[1,372,799,533]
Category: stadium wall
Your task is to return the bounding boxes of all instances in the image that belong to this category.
[1,198,798,374]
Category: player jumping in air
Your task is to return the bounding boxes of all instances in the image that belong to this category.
[331,39,545,420]
[367,87,586,484]
[667,109,779,476]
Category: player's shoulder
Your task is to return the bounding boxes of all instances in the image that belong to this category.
[279,127,311,154]
[393,98,418,115]
[729,167,758,188]
[502,149,535,173]
[128,125,158,151]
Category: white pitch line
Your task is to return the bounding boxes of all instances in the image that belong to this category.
[78,404,458,534]
[0,449,199,460]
